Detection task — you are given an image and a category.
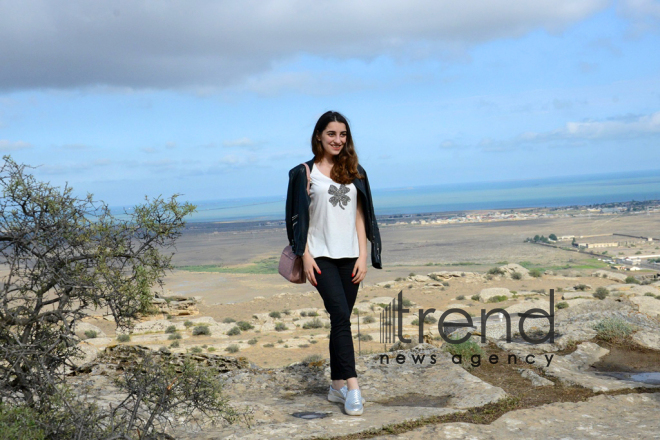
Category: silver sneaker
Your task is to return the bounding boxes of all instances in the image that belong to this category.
[327,385,365,404]
[344,388,364,416]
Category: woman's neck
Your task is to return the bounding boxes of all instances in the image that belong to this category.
[317,155,335,168]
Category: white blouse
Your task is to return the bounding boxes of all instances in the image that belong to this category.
[307,165,360,259]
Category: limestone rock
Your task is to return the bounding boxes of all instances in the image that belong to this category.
[592,270,628,282]
[497,263,532,279]
[518,369,554,387]
[368,393,660,440]
[632,330,660,351]
[428,271,482,281]
[478,287,511,303]
[630,296,660,319]
[74,322,107,339]
[543,342,650,392]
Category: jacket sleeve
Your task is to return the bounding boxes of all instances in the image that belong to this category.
[285,165,310,256]
[362,168,382,269]
[285,168,296,246]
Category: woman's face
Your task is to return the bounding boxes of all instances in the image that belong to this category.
[317,121,347,158]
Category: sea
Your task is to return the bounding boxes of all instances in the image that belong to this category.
[124,169,660,223]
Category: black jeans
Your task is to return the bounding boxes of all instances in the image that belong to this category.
[313,256,360,380]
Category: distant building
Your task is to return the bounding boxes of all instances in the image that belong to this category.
[576,242,618,248]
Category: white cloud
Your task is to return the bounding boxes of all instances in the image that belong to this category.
[223,137,257,148]
[0,0,608,91]
[472,111,660,152]
[141,147,157,154]
[619,0,660,35]
[563,111,660,139]
[0,140,32,151]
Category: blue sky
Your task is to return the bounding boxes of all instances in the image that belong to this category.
[1,0,659,209]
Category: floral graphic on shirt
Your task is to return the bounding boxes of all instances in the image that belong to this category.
[328,184,351,210]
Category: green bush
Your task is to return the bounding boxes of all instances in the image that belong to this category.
[165,325,177,333]
[225,344,239,353]
[169,340,180,348]
[0,403,46,440]
[184,320,193,328]
[300,311,307,317]
[263,343,275,348]
[269,311,281,319]
[574,284,589,291]
[456,295,466,300]
[593,318,635,342]
[625,276,640,284]
[363,316,376,324]
[303,354,324,364]
[283,309,291,315]
[307,311,319,317]
[424,315,437,324]
[644,292,656,297]
[190,346,203,354]
[593,287,609,300]
[275,322,288,331]
[487,267,505,276]
[236,321,254,331]
[556,302,569,309]
[442,281,450,287]
[117,334,130,343]
[442,335,484,364]
[192,325,211,336]
[248,338,258,345]
[528,268,542,278]
[511,272,522,280]
[487,295,508,303]
[409,272,416,277]
[401,298,414,307]
[302,318,323,329]
[207,346,216,352]
[222,317,236,323]
[357,334,373,341]
[84,330,98,339]
[168,333,182,340]
[226,326,240,336]
[471,294,480,301]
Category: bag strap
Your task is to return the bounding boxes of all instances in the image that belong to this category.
[302,163,311,196]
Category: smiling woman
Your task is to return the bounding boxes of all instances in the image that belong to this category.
[283,110,382,416]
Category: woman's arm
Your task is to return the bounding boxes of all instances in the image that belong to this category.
[352,197,368,284]
[303,236,321,286]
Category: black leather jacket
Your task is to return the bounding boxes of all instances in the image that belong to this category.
[285,158,382,269]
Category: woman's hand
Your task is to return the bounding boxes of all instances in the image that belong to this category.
[352,255,368,284]
[303,252,321,286]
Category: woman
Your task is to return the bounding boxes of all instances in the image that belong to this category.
[285,111,382,416]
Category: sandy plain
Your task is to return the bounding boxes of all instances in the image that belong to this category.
[90,209,660,369]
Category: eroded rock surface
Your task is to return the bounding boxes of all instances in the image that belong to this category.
[370,393,660,440]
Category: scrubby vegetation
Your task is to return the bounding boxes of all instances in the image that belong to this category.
[193,325,212,336]
[594,318,635,343]
[593,287,609,300]
[302,318,324,329]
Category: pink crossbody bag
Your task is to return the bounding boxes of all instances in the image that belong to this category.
[279,163,311,284]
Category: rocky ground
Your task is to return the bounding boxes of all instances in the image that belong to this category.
[69,265,660,439]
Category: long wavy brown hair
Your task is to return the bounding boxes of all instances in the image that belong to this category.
[311,111,364,184]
